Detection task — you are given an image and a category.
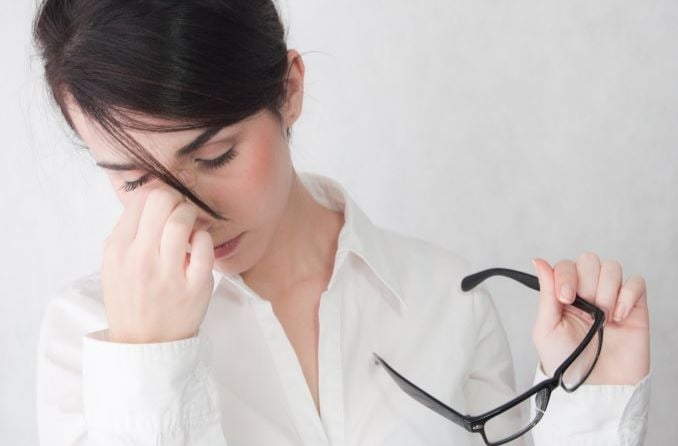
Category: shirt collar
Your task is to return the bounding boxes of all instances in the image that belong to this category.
[213,171,407,315]
[299,172,407,315]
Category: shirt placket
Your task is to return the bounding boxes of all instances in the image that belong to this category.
[251,298,330,445]
[317,280,346,445]
[226,274,333,445]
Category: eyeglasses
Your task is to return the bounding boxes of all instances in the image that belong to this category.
[373,267,605,446]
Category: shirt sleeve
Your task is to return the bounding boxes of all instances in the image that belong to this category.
[462,285,529,446]
[461,285,651,446]
[36,292,229,445]
[36,295,89,445]
[81,329,228,445]
[530,364,651,446]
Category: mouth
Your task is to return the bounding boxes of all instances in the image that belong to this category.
[213,232,245,259]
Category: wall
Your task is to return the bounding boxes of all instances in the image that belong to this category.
[2,1,675,443]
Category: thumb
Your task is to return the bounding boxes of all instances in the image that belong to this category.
[532,258,563,338]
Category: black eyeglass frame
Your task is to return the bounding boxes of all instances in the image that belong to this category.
[373,267,605,446]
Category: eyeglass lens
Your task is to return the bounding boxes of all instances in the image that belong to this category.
[482,387,549,445]
[561,320,601,390]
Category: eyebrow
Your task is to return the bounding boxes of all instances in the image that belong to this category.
[95,125,224,171]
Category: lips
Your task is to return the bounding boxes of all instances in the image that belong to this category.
[215,234,240,248]
[213,232,244,259]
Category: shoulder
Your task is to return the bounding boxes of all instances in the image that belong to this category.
[366,226,499,377]
[38,270,107,352]
[366,224,480,313]
[374,224,472,283]
[378,226,471,276]
[45,269,106,315]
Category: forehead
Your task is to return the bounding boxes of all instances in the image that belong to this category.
[66,101,208,162]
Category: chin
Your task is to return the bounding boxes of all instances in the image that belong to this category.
[214,228,271,278]
[213,251,254,277]
[213,259,239,275]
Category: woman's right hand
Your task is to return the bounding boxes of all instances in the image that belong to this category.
[101,187,215,344]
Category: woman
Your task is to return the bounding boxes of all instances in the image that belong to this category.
[33,1,650,445]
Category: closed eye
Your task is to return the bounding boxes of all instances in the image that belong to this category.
[121,173,152,192]
[120,147,238,193]
[198,147,238,171]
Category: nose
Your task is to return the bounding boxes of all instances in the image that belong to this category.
[192,214,212,232]
[179,194,212,231]
[170,171,214,232]
[176,168,196,188]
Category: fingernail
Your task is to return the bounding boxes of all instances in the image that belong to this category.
[614,302,626,322]
[532,259,539,275]
[560,284,574,303]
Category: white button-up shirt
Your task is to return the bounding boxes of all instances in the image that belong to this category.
[36,172,650,446]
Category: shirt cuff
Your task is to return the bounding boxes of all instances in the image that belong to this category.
[530,364,651,446]
[82,329,222,442]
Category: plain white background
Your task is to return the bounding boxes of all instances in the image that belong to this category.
[2,0,675,444]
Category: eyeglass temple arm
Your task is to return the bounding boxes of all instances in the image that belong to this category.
[461,267,602,317]
[461,268,539,292]
[372,353,471,430]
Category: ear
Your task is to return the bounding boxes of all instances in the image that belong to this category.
[282,49,305,129]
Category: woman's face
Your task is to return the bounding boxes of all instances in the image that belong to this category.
[67,105,296,276]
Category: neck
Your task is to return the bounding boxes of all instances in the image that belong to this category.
[240,173,344,301]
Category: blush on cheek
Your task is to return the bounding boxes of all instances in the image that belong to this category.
[246,144,276,189]
[244,137,291,208]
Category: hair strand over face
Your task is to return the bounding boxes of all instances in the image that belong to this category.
[32,0,294,219]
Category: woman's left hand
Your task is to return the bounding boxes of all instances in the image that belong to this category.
[531,253,650,385]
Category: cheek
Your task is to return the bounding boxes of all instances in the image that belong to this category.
[236,139,291,217]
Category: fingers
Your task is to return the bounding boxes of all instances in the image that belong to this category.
[135,188,186,253]
[552,252,638,324]
[575,252,600,300]
[186,229,214,286]
[532,258,563,336]
[535,252,647,333]
[106,192,148,247]
[595,260,623,323]
[159,201,198,273]
[614,274,647,322]
[553,259,578,304]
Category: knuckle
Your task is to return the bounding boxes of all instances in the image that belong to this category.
[102,237,121,257]
[601,259,622,277]
[169,202,196,224]
[129,244,154,268]
[619,284,633,301]
[628,274,647,292]
[146,188,166,203]
[164,218,189,236]
[554,259,572,268]
[554,259,576,279]
[576,251,600,266]
[135,256,155,277]
[178,201,197,215]
[149,187,181,206]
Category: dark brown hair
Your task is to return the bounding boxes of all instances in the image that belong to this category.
[32,0,295,219]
